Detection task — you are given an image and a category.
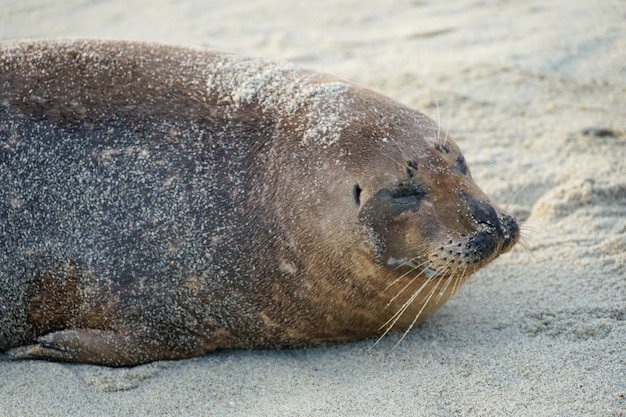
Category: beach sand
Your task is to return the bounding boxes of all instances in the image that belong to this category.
[0,0,624,415]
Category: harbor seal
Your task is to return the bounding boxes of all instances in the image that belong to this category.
[0,39,519,366]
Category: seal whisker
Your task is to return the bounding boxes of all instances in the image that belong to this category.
[394,268,449,346]
[383,255,441,308]
[450,264,469,297]
[387,136,411,163]
[434,266,457,304]
[383,270,424,309]
[378,262,452,343]
[432,92,452,148]
[517,227,533,256]
[376,256,460,347]
[384,258,431,292]
[514,237,532,258]
[433,91,442,144]
[502,183,530,212]
[441,110,452,148]
[379,151,407,171]
[375,272,435,344]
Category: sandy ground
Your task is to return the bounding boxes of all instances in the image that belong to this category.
[0,0,624,416]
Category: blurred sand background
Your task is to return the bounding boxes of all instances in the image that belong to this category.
[0,0,625,416]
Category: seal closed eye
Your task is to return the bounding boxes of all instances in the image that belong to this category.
[0,39,520,366]
[390,185,427,210]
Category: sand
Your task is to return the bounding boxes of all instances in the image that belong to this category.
[0,0,624,416]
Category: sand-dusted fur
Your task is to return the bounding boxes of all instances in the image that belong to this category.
[0,40,519,366]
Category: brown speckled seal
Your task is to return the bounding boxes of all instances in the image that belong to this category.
[0,40,519,366]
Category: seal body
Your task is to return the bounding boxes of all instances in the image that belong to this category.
[0,40,519,366]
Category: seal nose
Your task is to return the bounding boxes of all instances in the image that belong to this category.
[462,196,504,262]
[464,195,520,255]
[466,196,500,230]
[499,213,520,252]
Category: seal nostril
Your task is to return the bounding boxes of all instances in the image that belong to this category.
[353,184,362,206]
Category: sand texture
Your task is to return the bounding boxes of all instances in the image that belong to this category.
[0,0,624,416]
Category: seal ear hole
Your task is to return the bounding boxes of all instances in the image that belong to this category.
[353,184,362,206]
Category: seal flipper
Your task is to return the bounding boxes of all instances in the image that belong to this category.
[6,329,186,367]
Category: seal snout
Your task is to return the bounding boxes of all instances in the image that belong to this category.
[464,195,520,258]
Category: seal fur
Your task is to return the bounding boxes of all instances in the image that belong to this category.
[0,39,519,366]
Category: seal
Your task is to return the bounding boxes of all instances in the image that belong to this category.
[0,39,519,366]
